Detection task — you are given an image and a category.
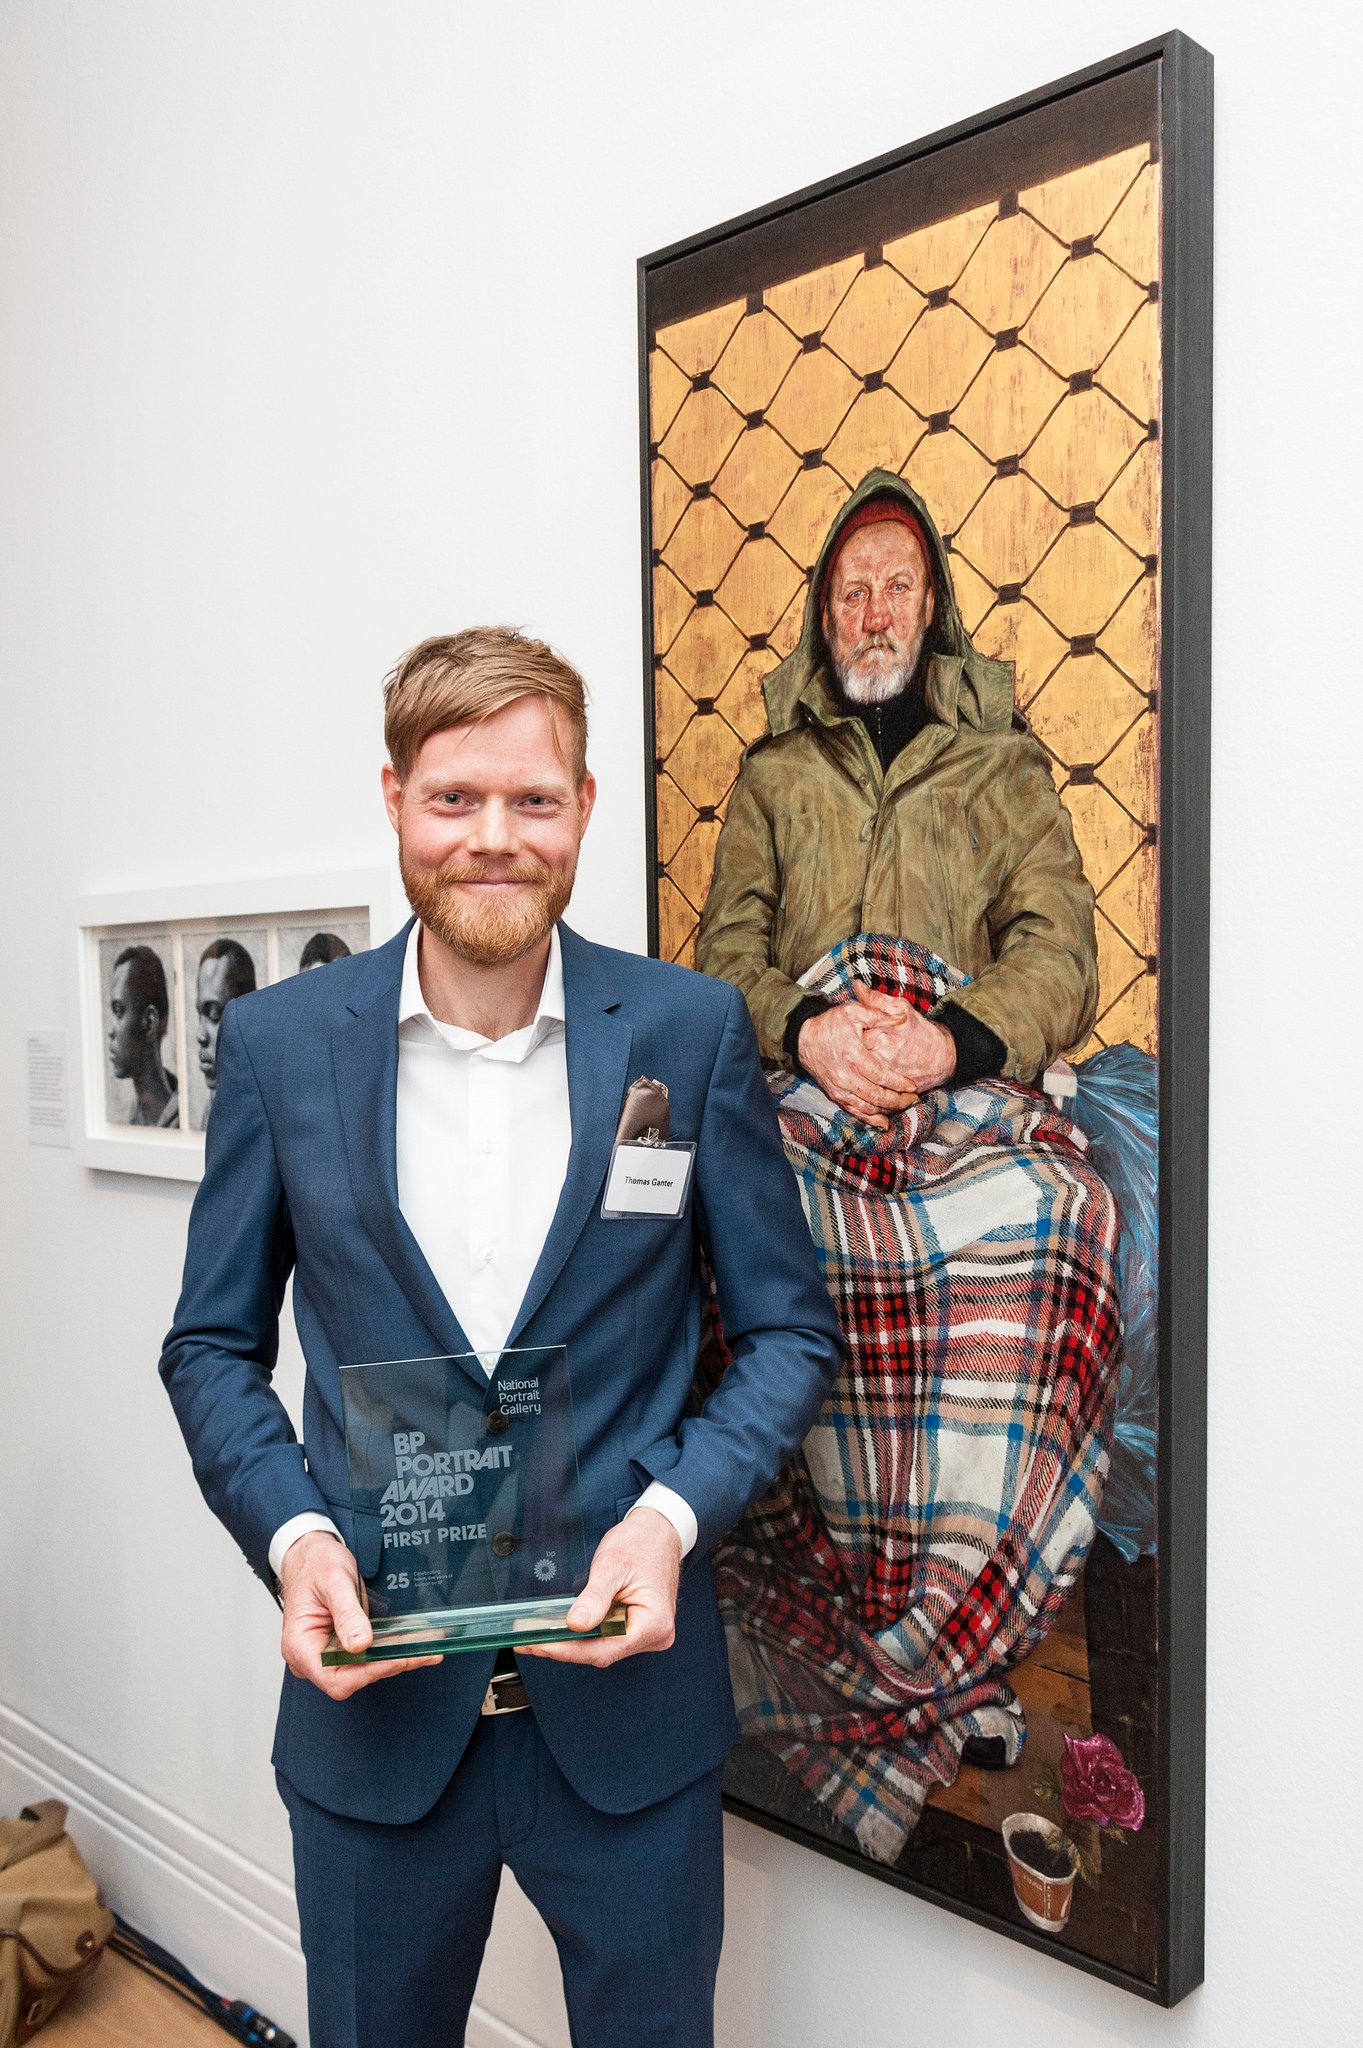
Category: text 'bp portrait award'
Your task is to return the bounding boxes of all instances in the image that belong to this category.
[323,1344,625,1664]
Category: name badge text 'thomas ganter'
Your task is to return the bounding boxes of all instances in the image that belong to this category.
[601,1141,696,1219]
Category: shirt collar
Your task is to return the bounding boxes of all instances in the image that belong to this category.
[398,920,565,1056]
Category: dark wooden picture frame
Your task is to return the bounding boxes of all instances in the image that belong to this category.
[637,32,1210,2005]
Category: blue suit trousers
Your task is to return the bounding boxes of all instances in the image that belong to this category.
[279,1711,725,2048]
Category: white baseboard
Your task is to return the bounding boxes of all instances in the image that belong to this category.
[0,1700,547,2048]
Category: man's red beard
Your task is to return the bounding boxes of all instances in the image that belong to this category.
[399,847,577,967]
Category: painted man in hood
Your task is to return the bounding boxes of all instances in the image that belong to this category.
[697,470,1097,1115]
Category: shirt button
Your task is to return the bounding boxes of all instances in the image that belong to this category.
[481,1246,495,1263]
[480,1138,493,1155]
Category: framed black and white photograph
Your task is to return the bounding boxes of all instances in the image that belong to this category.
[96,929,180,1131]
[180,926,269,1134]
[275,918,371,980]
[72,871,393,1178]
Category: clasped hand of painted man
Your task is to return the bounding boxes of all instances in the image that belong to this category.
[797,983,955,1129]
[280,1510,683,1700]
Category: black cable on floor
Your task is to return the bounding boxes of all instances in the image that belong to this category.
[109,1916,296,2048]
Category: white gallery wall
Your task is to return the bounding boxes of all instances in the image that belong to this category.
[1,3,1359,2043]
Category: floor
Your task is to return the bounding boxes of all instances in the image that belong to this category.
[38,1953,228,2047]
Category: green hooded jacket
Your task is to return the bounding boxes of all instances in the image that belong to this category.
[695,469,1097,1082]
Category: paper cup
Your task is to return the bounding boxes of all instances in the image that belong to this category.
[1002,1812,1078,1934]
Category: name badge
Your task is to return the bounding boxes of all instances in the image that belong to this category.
[601,1141,696,1220]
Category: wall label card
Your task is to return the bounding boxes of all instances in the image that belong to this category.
[26,1029,69,1148]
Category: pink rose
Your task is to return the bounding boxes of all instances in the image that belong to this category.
[1060,1733,1146,1831]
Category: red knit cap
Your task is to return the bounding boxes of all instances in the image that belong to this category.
[822,496,934,600]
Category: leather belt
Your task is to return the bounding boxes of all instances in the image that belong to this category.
[480,1668,530,1716]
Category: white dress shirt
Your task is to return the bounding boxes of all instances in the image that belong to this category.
[269,923,696,1577]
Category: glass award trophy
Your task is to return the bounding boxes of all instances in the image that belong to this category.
[322,1345,626,1666]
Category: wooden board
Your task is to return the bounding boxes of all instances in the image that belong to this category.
[40,1953,232,2048]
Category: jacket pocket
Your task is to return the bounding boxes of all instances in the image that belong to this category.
[323,1494,384,1583]
[352,1508,384,1583]
[927,789,984,971]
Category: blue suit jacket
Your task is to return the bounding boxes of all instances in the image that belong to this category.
[160,921,843,1823]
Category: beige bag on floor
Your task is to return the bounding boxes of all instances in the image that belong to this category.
[0,1802,113,2045]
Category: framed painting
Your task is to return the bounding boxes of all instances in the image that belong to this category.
[638,32,1211,2002]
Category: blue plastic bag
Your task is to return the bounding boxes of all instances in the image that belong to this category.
[1069,1044,1159,1561]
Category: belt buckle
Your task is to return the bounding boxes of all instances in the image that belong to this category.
[480,1670,529,1716]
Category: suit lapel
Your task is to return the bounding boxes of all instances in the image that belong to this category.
[330,926,484,1390]
[506,923,632,1347]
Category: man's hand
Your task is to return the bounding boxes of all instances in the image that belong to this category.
[279,1530,442,1701]
[852,984,957,1093]
[797,1003,921,1127]
[520,1506,681,1669]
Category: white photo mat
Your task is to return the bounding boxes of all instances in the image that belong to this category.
[72,870,398,1180]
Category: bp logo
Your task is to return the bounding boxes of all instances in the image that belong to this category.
[534,1554,558,1584]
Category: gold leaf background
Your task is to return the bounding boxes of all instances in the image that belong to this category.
[650,145,1161,1058]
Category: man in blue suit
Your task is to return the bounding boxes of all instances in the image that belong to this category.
[160,627,843,2048]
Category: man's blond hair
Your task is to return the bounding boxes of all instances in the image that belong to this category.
[383,628,590,785]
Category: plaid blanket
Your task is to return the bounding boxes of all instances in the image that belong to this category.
[707,935,1122,1863]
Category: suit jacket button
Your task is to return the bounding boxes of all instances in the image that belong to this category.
[491,1531,516,1558]
[486,1410,509,1435]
